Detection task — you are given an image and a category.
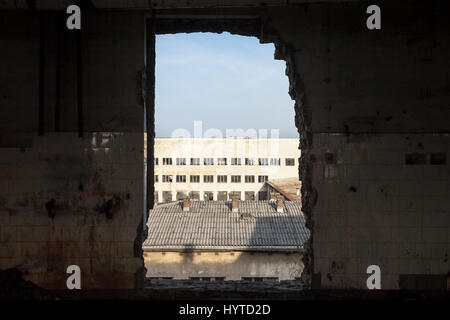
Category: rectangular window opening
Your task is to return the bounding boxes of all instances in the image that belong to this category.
[145,21,306,288]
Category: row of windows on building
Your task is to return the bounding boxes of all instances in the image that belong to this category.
[155,174,269,183]
[155,157,297,166]
[156,190,267,202]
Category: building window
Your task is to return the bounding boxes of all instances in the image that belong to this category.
[189,191,200,200]
[263,277,278,282]
[154,175,159,183]
[270,158,280,166]
[213,277,225,281]
[245,158,255,165]
[176,158,186,165]
[190,277,222,281]
[154,158,159,165]
[190,175,200,183]
[231,175,241,183]
[217,175,227,183]
[190,158,200,165]
[285,158,295,166]
[176,175,186,183]
[203,191,214,201]
[176,191,187,200]
[217,158,227,165]
[258,191,267,200]
[162,158,172,165]
[258,158,268,166]
[217,191,227,200]
[245,191,255,200]
[162,175,173,183]
[231,158,241,165]
[204,158,214,165]
[229,191,241,200]
[258,175,268,183]
[163,191,172,202]
[203,175,214,183]
[242,277,278,282]
[245,175,255,183]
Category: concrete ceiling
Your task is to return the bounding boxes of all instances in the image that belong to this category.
[0,0,363,10]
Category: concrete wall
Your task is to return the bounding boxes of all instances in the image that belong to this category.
[144,251,303,281]
[264,2,450,289]
[1,0,449,291]
[0,11,146,289]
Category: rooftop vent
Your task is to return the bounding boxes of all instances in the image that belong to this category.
[276,196,284,213]
[231,196,239,213]
[183,197,190,212]
[240,212,252,219]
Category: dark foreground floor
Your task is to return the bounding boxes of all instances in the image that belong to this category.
[1,270,448,300]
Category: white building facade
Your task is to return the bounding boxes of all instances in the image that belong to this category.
[153,138,301,203]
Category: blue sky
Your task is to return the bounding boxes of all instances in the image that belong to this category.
[155,32,298,138]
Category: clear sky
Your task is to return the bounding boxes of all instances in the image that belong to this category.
[155,32,298,138]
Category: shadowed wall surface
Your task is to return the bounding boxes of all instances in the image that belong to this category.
[0,0,449,291]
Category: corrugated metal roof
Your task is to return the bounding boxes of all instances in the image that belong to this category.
[143,200,309,251]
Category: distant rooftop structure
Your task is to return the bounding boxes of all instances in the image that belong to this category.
[266,177,302,202]
[143,200,309,251]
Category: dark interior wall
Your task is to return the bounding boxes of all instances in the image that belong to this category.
[83,11,145,132]
[264,1,450,288]
[268,2,450,133]
[0,0,449,291]
[0,10,146,289]
[0,13,39,145]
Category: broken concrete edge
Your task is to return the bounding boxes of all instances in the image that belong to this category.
[260,16,314,288]
[134,218,148,289]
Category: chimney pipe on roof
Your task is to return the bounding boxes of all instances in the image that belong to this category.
[231,196,239,213]
[276,196,284,213]
[183,197,190,212]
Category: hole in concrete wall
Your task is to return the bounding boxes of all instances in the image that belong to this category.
[430,153,446,165]
[142,18,310,287]
[405,153,427,165]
